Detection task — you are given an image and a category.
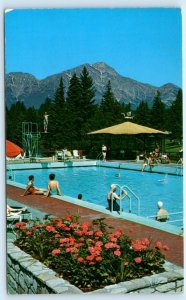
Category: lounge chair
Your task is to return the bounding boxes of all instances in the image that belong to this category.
[56,151,64,161]
[7,207,32,235]
[73,150,80,159]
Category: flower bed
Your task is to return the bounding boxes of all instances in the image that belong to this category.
[14,214,169,292]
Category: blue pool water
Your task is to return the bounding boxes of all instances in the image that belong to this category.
[10,167,183,226]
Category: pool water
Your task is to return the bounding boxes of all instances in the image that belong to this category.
[10,167,183,226]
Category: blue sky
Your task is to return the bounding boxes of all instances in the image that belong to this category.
[5,8,182,87]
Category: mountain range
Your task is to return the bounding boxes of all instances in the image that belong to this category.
[5,62,180,109]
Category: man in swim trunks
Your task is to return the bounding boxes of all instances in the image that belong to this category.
[22,175,48,196]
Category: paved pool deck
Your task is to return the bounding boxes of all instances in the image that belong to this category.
[7,184,183,267]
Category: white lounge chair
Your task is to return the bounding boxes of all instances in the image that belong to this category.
[73,150,80,159]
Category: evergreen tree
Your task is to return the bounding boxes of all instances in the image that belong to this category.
[99,80,121,127]
[150,91,166,130]
[6,101,27,146]
[49,77,66,148]
[65,73,82,148]
[80,67,96,123]
[135,101,151,126]
[169,89,182,140]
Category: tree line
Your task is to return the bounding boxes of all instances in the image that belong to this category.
[6,67,182,158]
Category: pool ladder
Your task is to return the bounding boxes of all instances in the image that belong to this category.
[96,152,103,166]
[110,184,140,215]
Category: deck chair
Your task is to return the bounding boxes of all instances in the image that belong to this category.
[73,150,80,159]
[7,208,32,235]
[56,151,64,161]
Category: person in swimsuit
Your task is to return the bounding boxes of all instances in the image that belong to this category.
[155,201,169,222]
[22,175,48,196]
[44,112,49,133]
[46,173,62,197]
[102,144,107,161]
[107,184,127,212]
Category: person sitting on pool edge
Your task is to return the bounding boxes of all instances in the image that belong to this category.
[45,173,63,197]
[107,184,127,213]
[155,201,169,222]
[22,175,48,196]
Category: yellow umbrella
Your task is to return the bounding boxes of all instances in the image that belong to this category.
[88,121,168,135]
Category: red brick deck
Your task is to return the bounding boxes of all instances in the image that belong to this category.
[7,184,183,267]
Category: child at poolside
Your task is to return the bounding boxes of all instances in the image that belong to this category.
[45,173,62,197]
[22,175,48,196]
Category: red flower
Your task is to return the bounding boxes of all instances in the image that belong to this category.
[79,237,84,242]
[15,222,26,228]
[155,241,162,249]
[163,245,169,251]
[86,255,95,261]
[124,261,129,266]
[95,230,103,237]
[117,227,123,232]
[45,225,56,232]
[95,241,103,247]
[52,249,61,256]
[114,231,122,238]
[54,233,60,238]
[26,231,32,235]
[95,256,103,262]
[134,257,142,264]
[114,250,121,256]
[77,257,84,263]
[65,215,71,221]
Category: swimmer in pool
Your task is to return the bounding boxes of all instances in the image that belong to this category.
[22,175,48,196]
[155,201,169,222]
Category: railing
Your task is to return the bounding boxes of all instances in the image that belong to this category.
[96,152,103,166]
[110,184,141,215]
[175,161,183,175]
[147,211,183,227]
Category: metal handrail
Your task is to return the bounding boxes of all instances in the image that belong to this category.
[96,152,102,160]
[110,183,140,215]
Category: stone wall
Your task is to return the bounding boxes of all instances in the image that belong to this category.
[7,240,183,294]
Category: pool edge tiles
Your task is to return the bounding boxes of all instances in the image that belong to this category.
[6,160,97,170]
[7,180,182,236]
[99,161,183,176]
[7,160,183,176]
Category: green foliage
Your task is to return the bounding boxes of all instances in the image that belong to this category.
[151,90,166,130]
[134,101,151,126]
[169,89,182,140]
[14,214,167,292]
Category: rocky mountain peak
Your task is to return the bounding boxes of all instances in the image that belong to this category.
[5,62,180,109]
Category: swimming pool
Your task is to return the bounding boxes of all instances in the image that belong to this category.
[9,166,183,227]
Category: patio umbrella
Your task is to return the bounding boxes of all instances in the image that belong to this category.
[6,140,24,158]
[88,121,168,135]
